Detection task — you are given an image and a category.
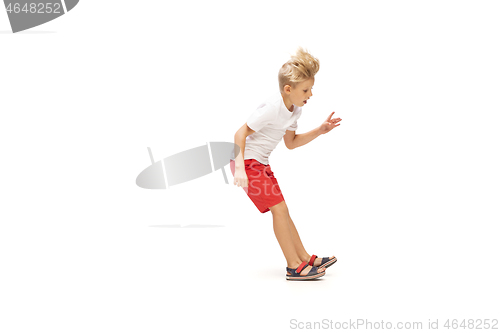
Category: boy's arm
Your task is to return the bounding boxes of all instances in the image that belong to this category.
[234,123,255,169]
[285,111,342,149]
[285,128,321,150]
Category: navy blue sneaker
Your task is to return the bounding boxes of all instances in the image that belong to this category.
[309,254,337,269]
[286,261,325,281]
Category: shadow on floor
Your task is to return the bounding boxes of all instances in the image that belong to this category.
[149,224,225,228]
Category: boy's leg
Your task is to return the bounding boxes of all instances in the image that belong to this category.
[286,215,310,262]
[287,209,337,266]
[269,201,325,275]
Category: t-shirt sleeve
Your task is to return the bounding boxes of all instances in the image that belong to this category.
[286,108,302,131]
[246,104,277,132]
[286,120,298,131]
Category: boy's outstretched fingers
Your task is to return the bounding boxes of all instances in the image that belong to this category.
[319,114,342,134]
[326,111,335,122]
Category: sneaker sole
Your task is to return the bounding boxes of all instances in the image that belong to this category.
[286,271,326,281]
[319,257,337,269]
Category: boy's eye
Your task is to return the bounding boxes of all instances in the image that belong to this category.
[303,90,308,92]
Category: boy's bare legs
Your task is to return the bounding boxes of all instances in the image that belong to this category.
[286,215,311,261]
[269,201,325,275]
[287,215,336,266]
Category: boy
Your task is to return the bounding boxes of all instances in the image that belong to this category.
[230,47,342,280]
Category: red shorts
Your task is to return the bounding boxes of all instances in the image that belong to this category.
[230,159,285,213]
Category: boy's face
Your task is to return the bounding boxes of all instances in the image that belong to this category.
[286,77,315,107]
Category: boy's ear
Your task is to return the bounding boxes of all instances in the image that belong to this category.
[283,84,292,94]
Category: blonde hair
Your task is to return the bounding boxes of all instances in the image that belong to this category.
[278,47,320,93]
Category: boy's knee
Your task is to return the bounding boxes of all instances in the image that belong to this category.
[269,200,288,215]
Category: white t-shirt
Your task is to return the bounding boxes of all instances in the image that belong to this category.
[244,93,303,165]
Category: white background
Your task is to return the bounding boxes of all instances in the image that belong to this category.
[1,1,499,332]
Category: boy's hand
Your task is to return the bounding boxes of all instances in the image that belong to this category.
[319,111,342,134]
[233,168,249,192]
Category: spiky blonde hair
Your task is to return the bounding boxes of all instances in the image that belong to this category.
[278,47,320,93]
